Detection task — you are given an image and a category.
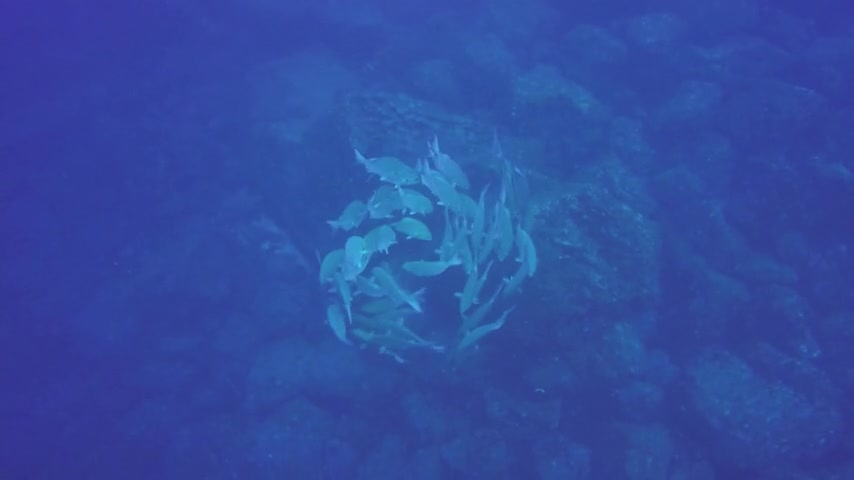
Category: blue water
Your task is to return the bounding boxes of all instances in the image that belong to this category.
[2,1,852,478]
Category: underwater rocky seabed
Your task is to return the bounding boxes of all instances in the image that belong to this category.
[4,0,854,478]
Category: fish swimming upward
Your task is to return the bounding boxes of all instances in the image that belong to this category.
[428,136,470,189]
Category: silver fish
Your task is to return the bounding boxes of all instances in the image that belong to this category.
[343,235,372,279]
[371,265,423,313]
[495,204,514,261]
[478,208,500,266]
[428,136,470,189]
[402,258,460,277]
[359,296,402,315]
[460,282,504,333]
[334,273,353,323]
[355,149,420,187]
[457,307,514,352]
[470,186,489,259]
[456,192,478,220]
[437,208,457,262]
[327,200,367,231]
[516,225,537,276]
[398,187,434,215]
[420,164,461,212]
[326,303,350,344]
[458,261,493,314]
[319,249,344,284]
[368,185,406,219]
[391,217,432,241]
[354,275,387,298]
[453,218,475,274]
[502,259,528,297]
[363,225,397,254]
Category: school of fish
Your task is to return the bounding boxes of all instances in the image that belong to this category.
[320,136,536,363]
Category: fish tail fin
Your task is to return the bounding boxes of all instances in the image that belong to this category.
[354,149,368,165]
